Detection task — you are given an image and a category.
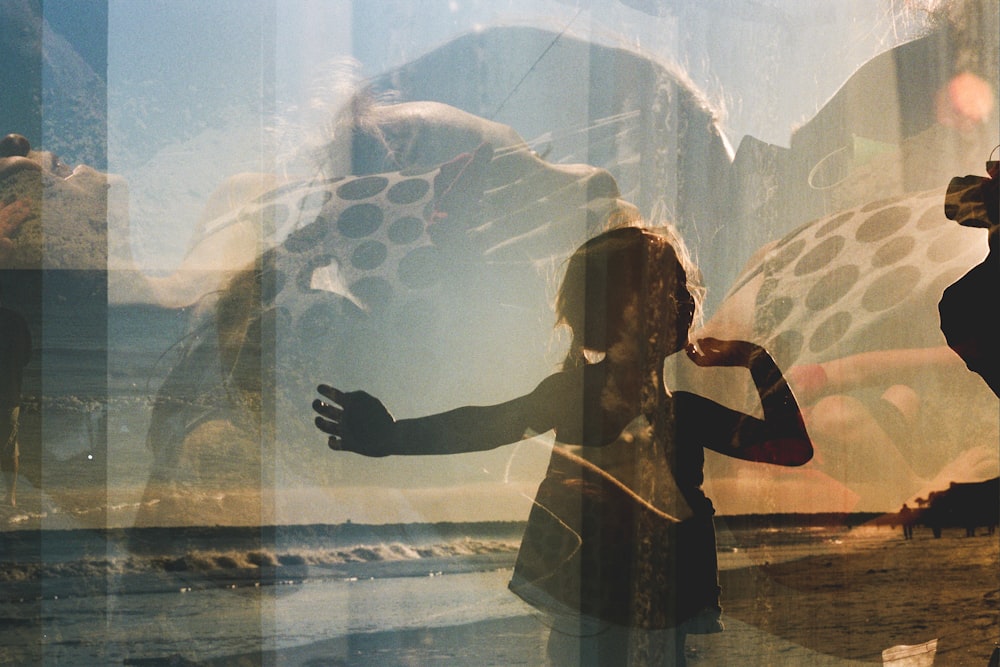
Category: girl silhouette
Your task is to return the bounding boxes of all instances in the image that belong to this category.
[313,224,812,665]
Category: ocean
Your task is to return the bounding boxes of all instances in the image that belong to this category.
[0,521,527,665]
[0,519,894,665]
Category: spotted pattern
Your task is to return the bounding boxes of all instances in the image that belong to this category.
[750,187,987,367]
[147,123,634,500]
[202,145,496,335]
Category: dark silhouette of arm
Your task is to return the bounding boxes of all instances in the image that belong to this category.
[314,364,638,456]
[683,337,813,466]
[313,370,582,456]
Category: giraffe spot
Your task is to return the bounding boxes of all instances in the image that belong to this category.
[754,297,795,339]
[926,234,966,263]
[794,236,845,276]
[765,239,807,274]
[805,264,859,311]
[388,216,425,245]
[769,330,804,367]
[337,176,389,200]
[809,312,852,353]
[754,277,780,307]
[862,266,921,312]
[855,206,911,243]
[916,205,947,230]
[815,211,855,237]
[351,240,388,271]
[284,216,329,253]
[348,276,394,316]
[398,246,443,288]
[298,190,332,211]
[337,204,383,238]
[872,236,915,268]
[387,178,431,205]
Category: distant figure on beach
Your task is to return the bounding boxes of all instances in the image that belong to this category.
[899,503,915,540]
[314,224,813,665]
[0,282,32,506]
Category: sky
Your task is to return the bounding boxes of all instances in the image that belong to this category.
[30,0,994,525]
[102,0,929,271]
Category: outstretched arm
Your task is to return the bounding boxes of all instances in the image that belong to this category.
[685,337,813,466]
[313,385,537,456]
[313,371,585,456]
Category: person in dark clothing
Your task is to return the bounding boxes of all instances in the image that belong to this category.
[0,282,32,506]
[314,224,813,665]
[899,503,916,540]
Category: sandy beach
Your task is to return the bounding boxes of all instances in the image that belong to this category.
[166,527,998,666]
[704,529,999,665]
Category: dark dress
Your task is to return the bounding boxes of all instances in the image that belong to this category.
[509,363,724,633]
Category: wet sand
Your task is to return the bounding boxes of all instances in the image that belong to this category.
[186,528,997,666]
[703,529,999,665]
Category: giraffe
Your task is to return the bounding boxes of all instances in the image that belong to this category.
[665,0,1000,515]
[672,182,998,512]
[136,8,1000,522]
[136,101,640,526]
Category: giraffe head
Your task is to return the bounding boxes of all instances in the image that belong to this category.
[144,102,640,506]
[681,186,998,512]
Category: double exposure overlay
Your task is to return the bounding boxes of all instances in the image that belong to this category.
[0,1,996,664]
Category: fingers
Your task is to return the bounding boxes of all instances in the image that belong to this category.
[685,340,711,366]
[687,337,743,367]
[317,384,344,404]
[313,385,346,448]
[314,410,346,451]
[314,385,390,455]
[313,411,340,434]
[694,337,725,352]
[312,397,342,421]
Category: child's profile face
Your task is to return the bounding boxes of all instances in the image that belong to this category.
[671,284,696,346]
[590,281,694,366]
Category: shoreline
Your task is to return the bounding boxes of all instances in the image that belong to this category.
[0,512,891,535]
[131,530,997,666]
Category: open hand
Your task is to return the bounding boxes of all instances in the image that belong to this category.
[313,384,395,456]
[685,337,762,368]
